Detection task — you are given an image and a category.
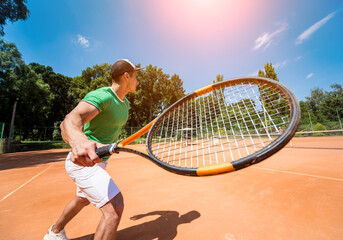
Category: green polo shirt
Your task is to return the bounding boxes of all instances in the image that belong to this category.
[82,87,130,160]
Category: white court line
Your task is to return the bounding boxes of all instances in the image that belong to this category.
[0,166,52,202]
[252,166,343,182]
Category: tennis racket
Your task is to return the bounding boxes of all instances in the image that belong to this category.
[96,77,300,176]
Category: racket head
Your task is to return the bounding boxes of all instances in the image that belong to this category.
[146,77,300,176]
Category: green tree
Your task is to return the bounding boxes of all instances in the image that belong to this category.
[258,63,279,81]
[69,63,112,100]
[0,39,24,81]
[299,84,342,130]
[213,74,224,83]
[126,65,186,127]
[321,84,343,122]
[29,63,75,125]
[127,64,166,126]
[1,64,53,126]
[0,0,30,36]
[313,122,327,136]
[314,122,327,131]
[163,74,185,108]
[0,40,55,140]
[0,39,26,123]
[305,87,327,123]
[257,63,285,131]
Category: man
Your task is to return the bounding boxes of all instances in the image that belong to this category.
[44,59,144,240]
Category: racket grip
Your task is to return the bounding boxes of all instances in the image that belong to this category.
[95,143,118,158]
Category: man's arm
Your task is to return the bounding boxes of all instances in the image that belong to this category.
[60,101,104,167]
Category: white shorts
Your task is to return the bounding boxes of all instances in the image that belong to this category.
[65,152,120,208]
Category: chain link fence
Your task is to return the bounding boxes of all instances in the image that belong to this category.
[298,109,343,132]
[1,108,342,153]
[0,123,146,153]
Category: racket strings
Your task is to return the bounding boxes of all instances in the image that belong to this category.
[150,82,290,168]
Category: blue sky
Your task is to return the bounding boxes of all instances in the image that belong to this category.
[3,0,343,101]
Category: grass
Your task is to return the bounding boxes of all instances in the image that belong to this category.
[1,138,146,154]
[17,141,70,152]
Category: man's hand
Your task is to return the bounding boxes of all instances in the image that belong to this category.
[70,139,105,167]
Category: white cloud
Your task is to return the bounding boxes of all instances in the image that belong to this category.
[296,12,335,45]
[247,70,259,76]
[247,60,287,76]
[274,60,288,69]
[253,21,288,50]
[306,73,314,79]
[77,34,90,48]
[295,56,302,61]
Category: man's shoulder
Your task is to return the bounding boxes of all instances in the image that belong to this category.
[85,87,112,99]
[88,86,111,94]
[82,87,113,109]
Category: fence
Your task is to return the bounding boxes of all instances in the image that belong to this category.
[0,123,145,153]
[298,109,343,132]
[0,108,342,153]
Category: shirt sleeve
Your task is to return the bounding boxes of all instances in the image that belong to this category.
[82,90,106,112]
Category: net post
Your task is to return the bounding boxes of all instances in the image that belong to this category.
[0,122,5,152]
[308,111,314,132]
[7,99,18,152]
[336,108,343,131]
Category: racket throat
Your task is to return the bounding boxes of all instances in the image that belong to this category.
[109,143,119,154]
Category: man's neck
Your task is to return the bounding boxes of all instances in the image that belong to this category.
[111,83,127,101]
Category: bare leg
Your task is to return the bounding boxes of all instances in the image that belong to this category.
[52,196,90,233]
[94,192,124,240]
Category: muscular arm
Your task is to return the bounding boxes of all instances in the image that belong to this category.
[60,101,104,166]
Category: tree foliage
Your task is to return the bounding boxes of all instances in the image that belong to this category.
[29,63,75,126]
[213,74,224,83]
[126,64,186,127]
[258,63,284,123]
[0,0,30,36]
[0,40,73,140]
[0,63,52,127]
[314,122,327,131]
[258,63,279,81]
[0,38,24,80]
[69,63,112,100]
[299,84,343,130]
[257,62,343,131]
[321,84,343,122]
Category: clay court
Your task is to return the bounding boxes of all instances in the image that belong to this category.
[0,136,342,240]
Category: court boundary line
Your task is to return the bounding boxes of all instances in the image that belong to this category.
[252,166,343,182]
[0,166,52,202]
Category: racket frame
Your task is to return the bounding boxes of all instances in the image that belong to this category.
[146,77,300,176]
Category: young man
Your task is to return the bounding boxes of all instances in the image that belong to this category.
[44,59,143,240]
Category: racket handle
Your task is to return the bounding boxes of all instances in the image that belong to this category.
[95,143,118,158]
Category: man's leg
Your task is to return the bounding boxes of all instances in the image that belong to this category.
[51,196,90,233]
[93,192,124,240]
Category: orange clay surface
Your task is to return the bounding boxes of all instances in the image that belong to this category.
[0,137,343,240]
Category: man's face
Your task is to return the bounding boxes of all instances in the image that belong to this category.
[127,71,139,93]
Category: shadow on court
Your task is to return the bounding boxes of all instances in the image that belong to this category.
[285,146,343,150]
[0,149,70,171]
[71,210,201,240]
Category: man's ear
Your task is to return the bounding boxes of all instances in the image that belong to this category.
[123,72,130,80]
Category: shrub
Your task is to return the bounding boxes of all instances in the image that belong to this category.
[314,123,327,131]
[314,123,327,136]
